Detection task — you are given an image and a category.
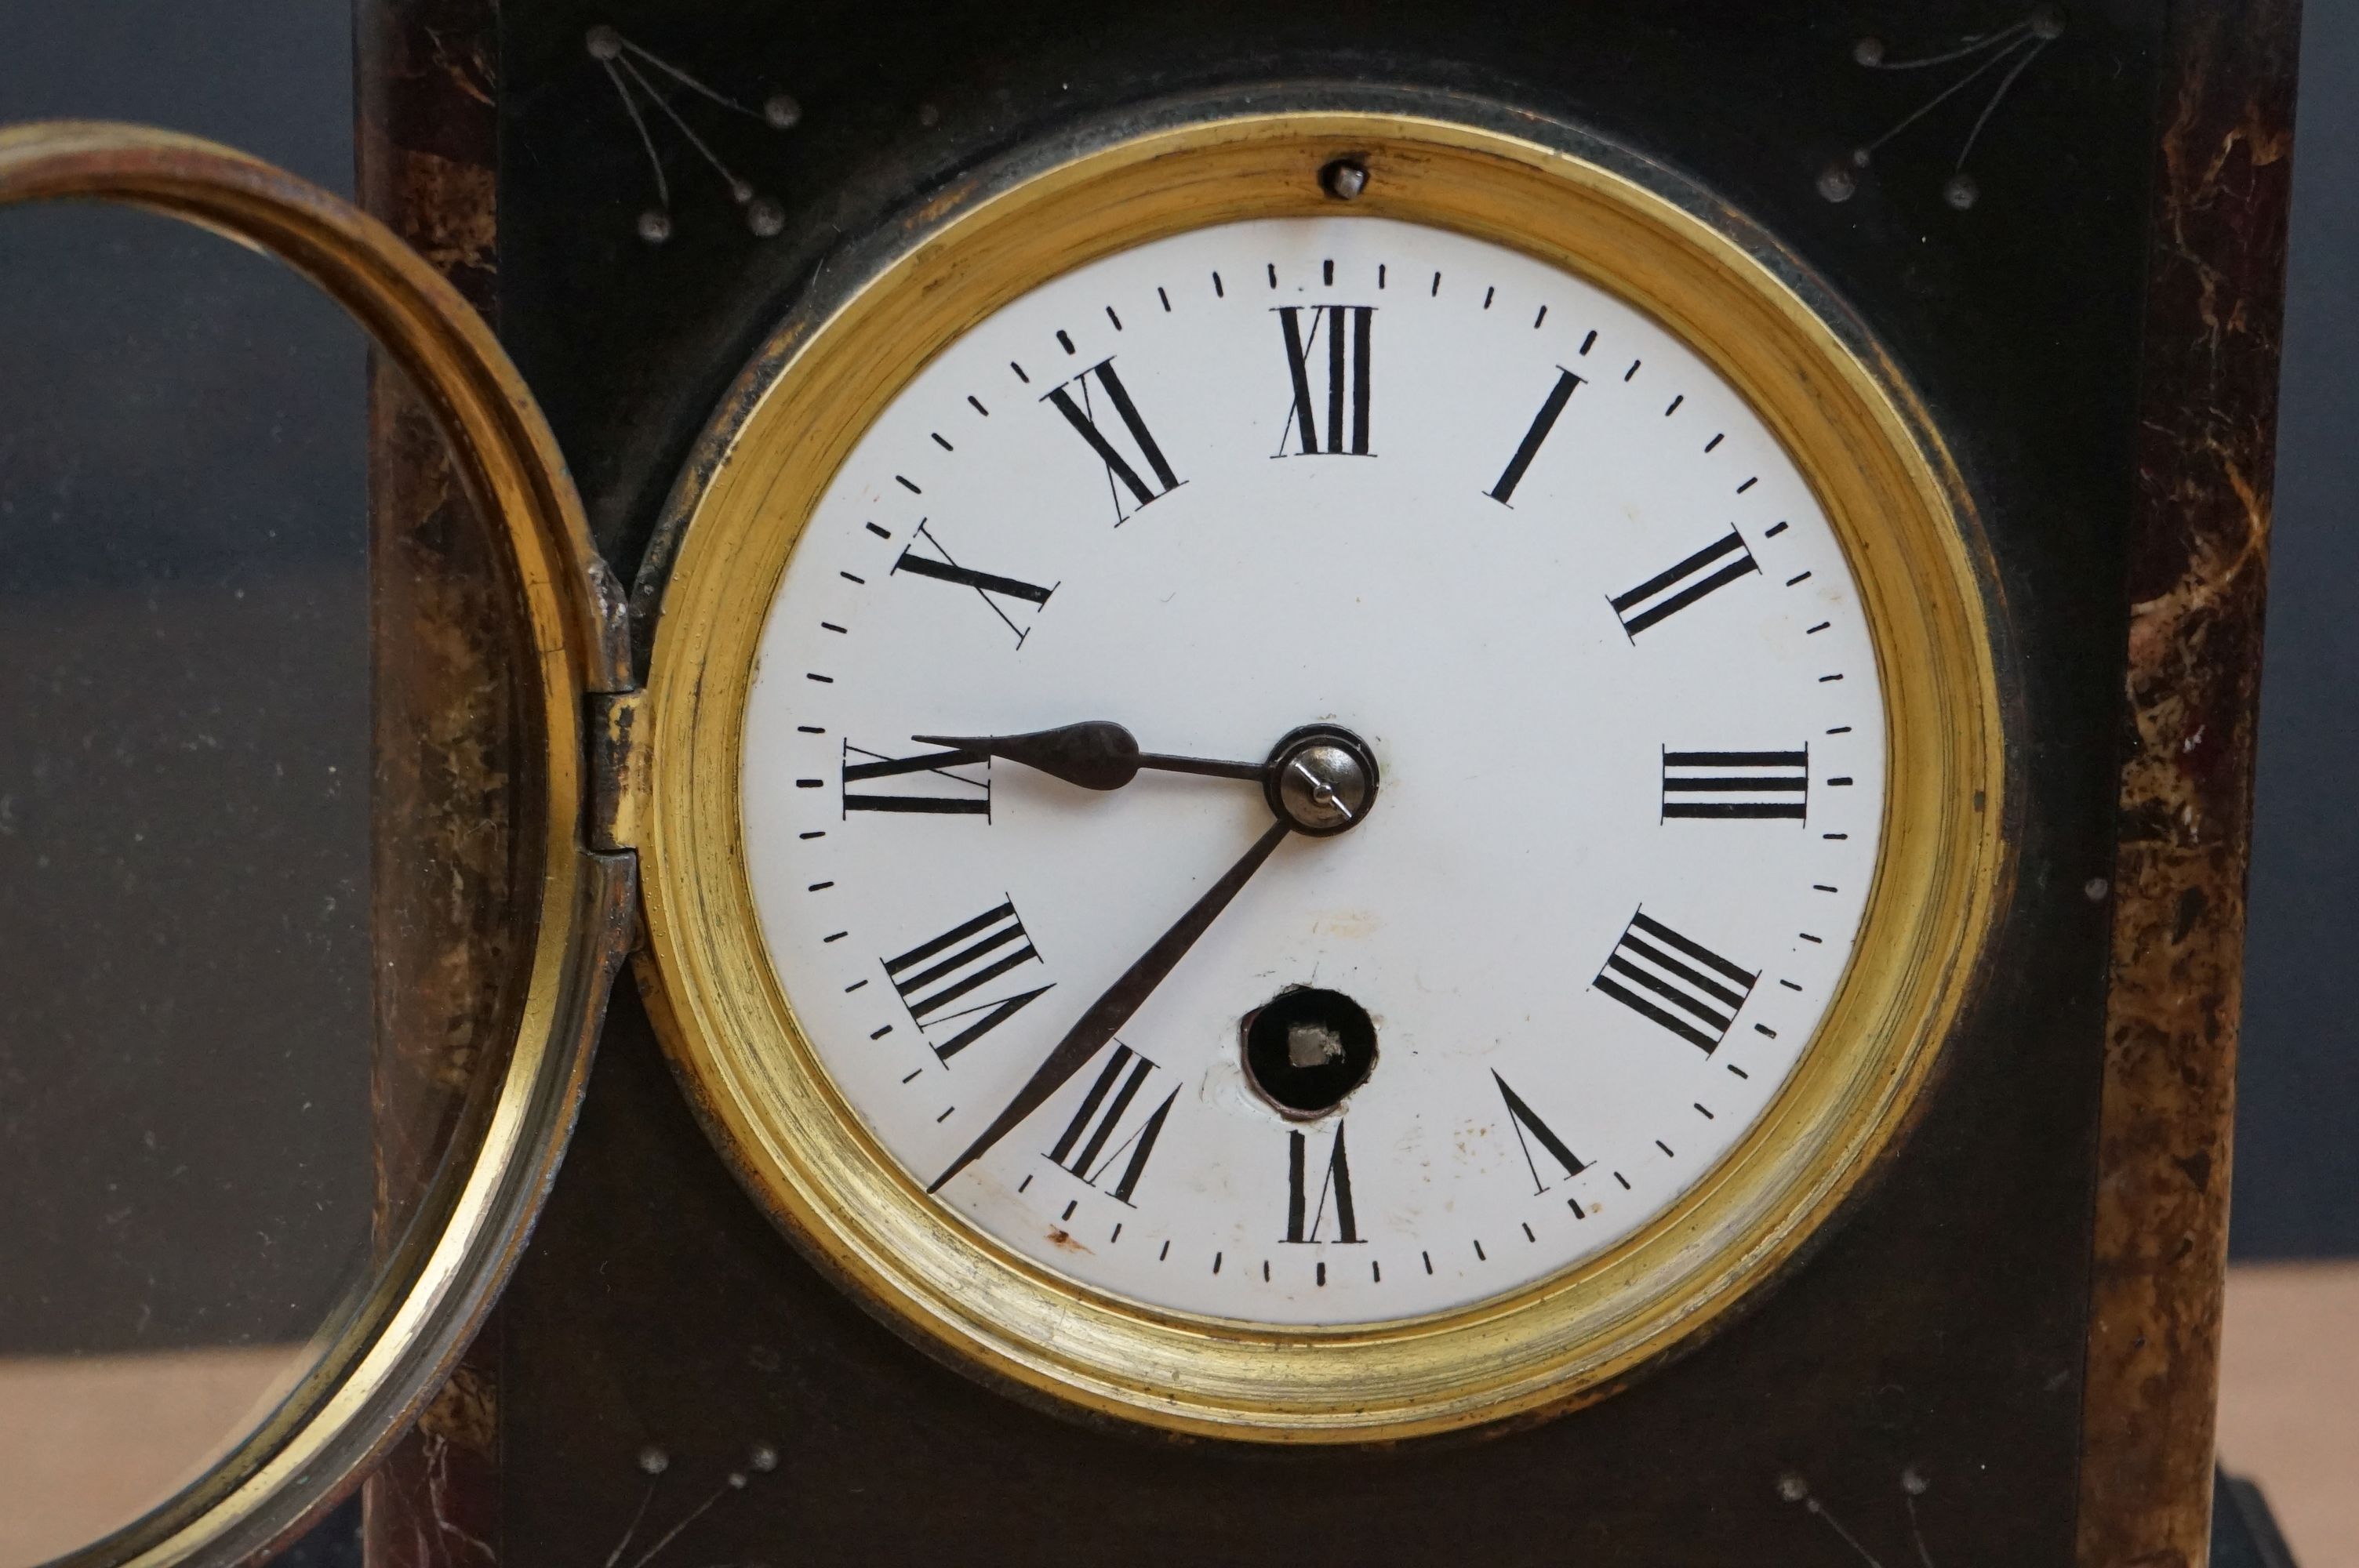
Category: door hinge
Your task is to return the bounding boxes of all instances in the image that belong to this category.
[589,689,648,854]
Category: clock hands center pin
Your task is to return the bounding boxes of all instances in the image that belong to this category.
[926,724,1379,1193]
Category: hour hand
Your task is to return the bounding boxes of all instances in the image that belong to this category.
[909,720,1266,791]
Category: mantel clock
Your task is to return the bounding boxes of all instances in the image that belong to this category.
[0,0,2295,1563]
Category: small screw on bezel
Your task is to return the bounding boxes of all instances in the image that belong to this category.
[1321,158,1371,201]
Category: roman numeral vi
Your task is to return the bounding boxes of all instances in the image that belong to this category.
[1284,1123,1362,1243]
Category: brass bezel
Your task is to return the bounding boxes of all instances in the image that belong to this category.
[0,123,629,1563]
[638,98,2008,1441]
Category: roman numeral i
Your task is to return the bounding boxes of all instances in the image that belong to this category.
[1275,305,1375,456]
[1284,1123,1361,1243]
[1660,746,1810,821]
[1044,358,1181,524]
[1045,1042,1177,1206]
[881,900,1051,1060]
[1485,367,1583,504]
[1610,527,1760,637]
[1593,910,1758,1052]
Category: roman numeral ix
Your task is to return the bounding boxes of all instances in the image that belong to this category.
[881,900,1051,1060]
[1045,1041,1178,1206]
[1485,368,1583,504]
[892,520,1056,648]
[1609,527,1760,637]
[1593,910,1759,1053]
[1284,1123,1362,1243]
[1493,1072,1587,1196]
[1660,746,1810,821]
[1275,304,1375,456]
[1044,358,1181,523]
[841,739,989,816]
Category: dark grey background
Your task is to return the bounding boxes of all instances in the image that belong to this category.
[0,0,2345,1332]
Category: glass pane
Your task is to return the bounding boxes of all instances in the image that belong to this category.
[0,198,515,1563]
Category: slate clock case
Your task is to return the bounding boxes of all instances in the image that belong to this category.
[345,2,2293,1565]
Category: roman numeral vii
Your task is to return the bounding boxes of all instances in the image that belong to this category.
[1045,1042,1178,1206]
[1044,358,1181,523]
[1275,305,1375,456]
[1593,910,1759,1053]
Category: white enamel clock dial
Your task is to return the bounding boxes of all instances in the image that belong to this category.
[738,214,1885,1326]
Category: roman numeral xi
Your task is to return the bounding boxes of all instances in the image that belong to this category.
[1275,304,1374,456]
[1610,527,1760,637]
[1045,1041,1177,1206]
[1661,747,1809,821]
[881,900,1051,1061]
[1593,910,1759,1053]
[1045,358,1181,523]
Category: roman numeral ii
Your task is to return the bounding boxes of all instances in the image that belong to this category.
[1044,358,1181,523]
[1609,527,1760,637]
[1593,910,1759,1052]
[1045,1042,1178,1205]
[881,900,1051,1060]
[1275,304,1375,456]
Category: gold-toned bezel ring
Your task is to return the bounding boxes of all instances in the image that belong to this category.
[0,122,627,1563]
[638,95,2008,1442]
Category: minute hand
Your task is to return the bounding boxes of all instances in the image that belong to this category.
[928,816,1293,1193]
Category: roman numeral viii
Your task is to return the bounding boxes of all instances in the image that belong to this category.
[841,739,988,816]
[881,900,1051,1060]
[1485,368,1583,504]
[1609,527,1760,637]
[1661,746,1809,820]
[1493,1072,1587,1195]
[892,521,1056,648]
[1044,358,1181,523]
[1275,305,1374,456]
[1045,1041,1178,1206]
[1593,910,1759,1053]
[1284,1123,1361,1243]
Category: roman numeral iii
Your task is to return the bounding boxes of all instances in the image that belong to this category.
[892,521,1056,648]
[1492,1072,1587,1195]
[1043,358,1181,522]
[1593,910,1759,1052]
[1045,1041,1178,1206]
[881,900,1051,1060]
[1275,304,1375,456]
[841,739,989,816]
[1660,746,1810,820]
[1485,367,1583,504]
[1609,527,1760,637]
[1284,1123,1362,1243]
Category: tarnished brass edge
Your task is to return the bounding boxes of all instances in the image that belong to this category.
[0,122,627,1566]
